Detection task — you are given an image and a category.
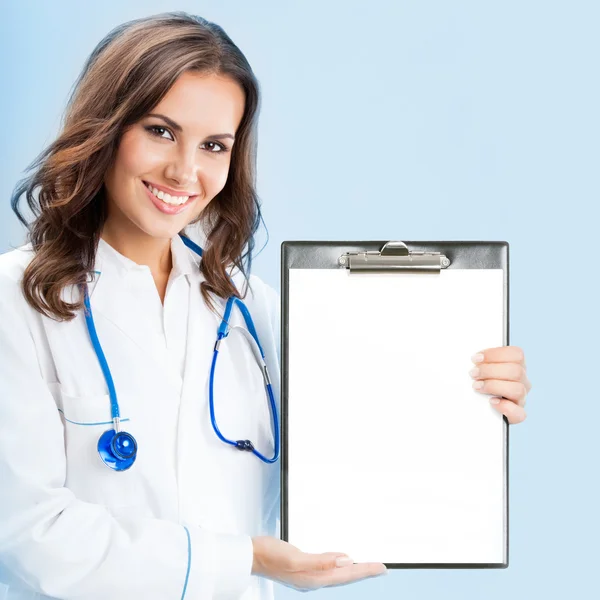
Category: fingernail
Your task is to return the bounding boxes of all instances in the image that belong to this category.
[472,380,484,390]
[471,353,484,363]
[489,397,501,405]
[336,556,354,567]
[469,367,480,378]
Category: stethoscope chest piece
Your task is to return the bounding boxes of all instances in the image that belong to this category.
[98,429,138,471]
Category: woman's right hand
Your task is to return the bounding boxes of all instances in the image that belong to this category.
[251,536,387,591]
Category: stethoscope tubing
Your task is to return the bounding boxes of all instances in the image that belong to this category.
[78,233,280,470]
[209,319,280,463]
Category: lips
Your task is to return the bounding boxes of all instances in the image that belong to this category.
[141,179,197,216]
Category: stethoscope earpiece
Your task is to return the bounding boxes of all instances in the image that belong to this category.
[98,428,137,471]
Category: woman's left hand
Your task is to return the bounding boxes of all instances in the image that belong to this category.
[469,346,531,424]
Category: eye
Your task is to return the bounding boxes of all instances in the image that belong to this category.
[202,141,229,154]
[145,125,174,141]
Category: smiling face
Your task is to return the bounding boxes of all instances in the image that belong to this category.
[102,71,246,244]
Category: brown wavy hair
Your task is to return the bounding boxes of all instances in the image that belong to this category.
[10,11,264,321]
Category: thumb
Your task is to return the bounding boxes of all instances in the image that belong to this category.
[296,552,352,572]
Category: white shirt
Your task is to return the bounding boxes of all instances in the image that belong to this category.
[0,229,281,600]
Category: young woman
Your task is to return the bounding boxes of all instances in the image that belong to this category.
[0,11,531,600]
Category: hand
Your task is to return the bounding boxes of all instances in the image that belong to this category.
[470,346,531,424]
[251,536,387,591]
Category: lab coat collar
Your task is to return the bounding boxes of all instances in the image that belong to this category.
[92,231,202,286]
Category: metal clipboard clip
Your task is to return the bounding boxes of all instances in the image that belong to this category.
[338,241,451,272]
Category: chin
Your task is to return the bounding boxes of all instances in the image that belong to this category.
[136,219,186,240]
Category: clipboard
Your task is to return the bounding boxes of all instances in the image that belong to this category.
[281,240,509,569]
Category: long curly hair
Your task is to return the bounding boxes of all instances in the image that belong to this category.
[10,11,264,321]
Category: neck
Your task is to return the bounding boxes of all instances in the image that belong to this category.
[100,222,173,276]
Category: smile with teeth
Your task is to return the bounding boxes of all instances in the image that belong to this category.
[144,182,192,205]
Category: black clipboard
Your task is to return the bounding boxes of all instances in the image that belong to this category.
[281,240,509,569]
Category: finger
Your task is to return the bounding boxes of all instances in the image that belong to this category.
[489,397,527,424]
[470,362,527,385]
[473,346,525,366]
[300,562,388,588]
[472,378,528,407]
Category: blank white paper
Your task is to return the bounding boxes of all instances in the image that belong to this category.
[287,268,506,564]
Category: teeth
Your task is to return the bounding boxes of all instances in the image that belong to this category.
[145,182,189,205]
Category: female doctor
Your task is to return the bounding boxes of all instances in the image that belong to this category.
[0,11,532,600]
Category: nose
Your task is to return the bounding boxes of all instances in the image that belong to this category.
[164,145,200,189]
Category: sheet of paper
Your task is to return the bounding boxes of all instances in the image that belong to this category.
[287,268,506,564]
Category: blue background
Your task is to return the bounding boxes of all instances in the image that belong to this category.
[2,1,598,598]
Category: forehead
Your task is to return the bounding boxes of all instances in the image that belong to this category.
[150,71,246,132]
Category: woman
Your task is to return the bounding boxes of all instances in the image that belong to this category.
[0,11,531,600]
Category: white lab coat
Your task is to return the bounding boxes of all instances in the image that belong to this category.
[0,229,281,600]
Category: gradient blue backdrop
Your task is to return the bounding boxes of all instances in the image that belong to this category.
[2,1,598,598]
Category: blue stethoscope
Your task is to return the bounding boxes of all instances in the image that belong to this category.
[78,233,280,472]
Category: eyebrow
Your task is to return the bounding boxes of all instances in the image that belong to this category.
[146,113,235,140]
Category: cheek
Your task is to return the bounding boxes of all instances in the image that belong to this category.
[205,159,232,195]
[117,135,160,176]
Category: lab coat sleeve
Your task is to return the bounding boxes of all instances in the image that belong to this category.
[265,283,281,366]
[262,282,282,539]
[0,272,253,600]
